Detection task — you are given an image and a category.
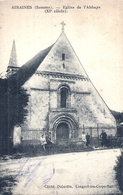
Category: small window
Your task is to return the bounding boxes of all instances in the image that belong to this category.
[60,88,68,108]
[62,62,65,69]
[62,53,65,61]
[58,84,71,109]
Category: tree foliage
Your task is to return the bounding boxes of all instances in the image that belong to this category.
[110,110,123,137]
[111,110,123,124]
[0,77,29,154]
[114,151,123,193]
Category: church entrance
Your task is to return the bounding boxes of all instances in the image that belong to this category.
[56,122,69,140]
[51,114,79,143]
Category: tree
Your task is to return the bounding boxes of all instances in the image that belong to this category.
[114,151,123,193]
[111,110,123,123]
[0,77,29,155]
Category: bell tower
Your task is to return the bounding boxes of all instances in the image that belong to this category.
[7,40,19,77]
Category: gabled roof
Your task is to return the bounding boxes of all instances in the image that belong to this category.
[9,29,88,87]
[9,44,53,87]
[37,31,88,78]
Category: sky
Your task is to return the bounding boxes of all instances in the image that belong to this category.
[0,0,123,112]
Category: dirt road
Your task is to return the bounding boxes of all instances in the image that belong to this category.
[0,149,122,195]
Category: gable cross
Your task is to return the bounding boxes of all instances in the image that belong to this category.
[61,21,66,31]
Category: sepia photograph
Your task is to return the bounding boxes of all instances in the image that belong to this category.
[0,0,123,194]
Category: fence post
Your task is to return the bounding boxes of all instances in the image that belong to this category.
[97,124,99,146]
[83,124,85,133]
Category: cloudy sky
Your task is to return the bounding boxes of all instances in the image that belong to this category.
[0,0,123,112]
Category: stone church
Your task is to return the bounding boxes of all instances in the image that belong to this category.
[7,22,116,145]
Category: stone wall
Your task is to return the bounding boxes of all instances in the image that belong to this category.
[21,72,116,143]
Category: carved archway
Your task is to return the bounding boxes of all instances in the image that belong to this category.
[51,114,78,141]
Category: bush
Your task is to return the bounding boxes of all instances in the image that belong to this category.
[114,150,123,193]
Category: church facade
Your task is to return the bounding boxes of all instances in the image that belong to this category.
[7,23,116,145]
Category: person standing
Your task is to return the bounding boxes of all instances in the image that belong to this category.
[40,134,47,151]
[100,130,107,147]
[82,132,86,146]
[86,133,90,146]
[46,131,53,148]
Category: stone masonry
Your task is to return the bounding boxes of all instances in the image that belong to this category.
[7,25,116,145]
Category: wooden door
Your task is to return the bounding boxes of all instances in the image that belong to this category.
[56,123,69,140]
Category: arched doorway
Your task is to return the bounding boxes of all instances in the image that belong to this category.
[51,114,79,142]
[56,122,69,140]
